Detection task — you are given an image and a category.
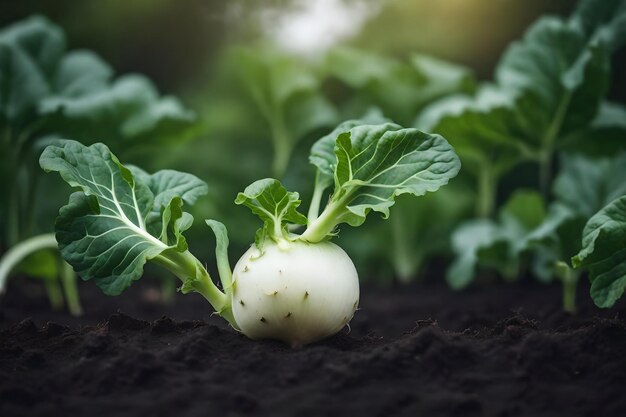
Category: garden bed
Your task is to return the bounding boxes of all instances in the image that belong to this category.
[2,277,625,417]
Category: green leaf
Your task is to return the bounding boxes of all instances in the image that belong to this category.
[159,196,192,250]
[553,152,626,218]
[40,74,197,148]
[39,140,189,295]
[447,190,546,289]
[15,249,59,281]
[229,45,337,176]
[500,189,546,232]
[0,15,65,125]
[335,124,460,224]
[417,86,526,178]
[336,182,474,284]
[574,0,626,50]
[386,185,473,281]
[302,123,460,242]
[516,152,626,283]
[205,220,232,291]
[496,17,606,131]
[0,16,197,152]
[235,178,308,247]
[128,166,208,236]
[561,102,626,156]
[285,93,338,143]
[0,16,198,251]
[417,85,528,218]
[572,195,626,308]
[409,53,475,105]
[421,7,623,219]
[447,219,505,289]
[325,47,474,125]
[524,204,577,249]
[523,203,586,282]
[310,115,391,182]
[325,47,396,89]
[50,50,112,97]
[495,5,624,141]
[0,233,59,292]
[592,102,626,130]
[233,46,318,107]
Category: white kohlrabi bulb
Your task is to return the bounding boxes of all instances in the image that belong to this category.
[231,240,359,347]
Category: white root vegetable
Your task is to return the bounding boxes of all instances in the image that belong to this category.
[231,241,359,347]
[42,123,460,347]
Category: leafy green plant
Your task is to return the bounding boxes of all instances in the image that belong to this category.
[573,195,626,308]
[322,48,475,280]
[448,152,626,312]
[419,0,626,218]
[324,46,474,127]
[0,15,198,313]
[42,121,460,345]
[447,190,546,289]
[339,185,473,283]
[229,45,338,177]
[526,153,626,311]
[418,87,526,218]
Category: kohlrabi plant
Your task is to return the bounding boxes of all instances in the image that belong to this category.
[228,45,338,178]
[448,152,626,312]
[41,122,460,346]
[0,15,198,314]
[524,153,626,311]
[419,0,626,217]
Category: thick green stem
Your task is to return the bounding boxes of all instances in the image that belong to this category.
[539,151,553,199]
[153,249,237,328]
[393,247,423,283]
[270,114,293,178]
[4,121,46,246]
[23,162,40,238]
[300,197,346,243]
[0,233,58,293]
[562,274,578,314]
[59,259,82,316]
[43,278,64,311]
[555,261,579,314]
[390,212,422,282]
[0,233,84,315]
[539,91,571,198]
[476,167,496,218]
[307,171,331,224]
[214,246,233,295]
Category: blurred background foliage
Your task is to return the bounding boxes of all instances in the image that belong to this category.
[1,0,625,291]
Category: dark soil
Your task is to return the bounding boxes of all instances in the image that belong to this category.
[1,277,626,417]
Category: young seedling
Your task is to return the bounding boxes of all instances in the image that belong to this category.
[41,122,460,346]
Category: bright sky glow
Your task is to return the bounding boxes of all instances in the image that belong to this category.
[262,0,383,56]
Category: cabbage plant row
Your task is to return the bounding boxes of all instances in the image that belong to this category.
[201,0,626,312]
[0,0,625,326]
[0,16,199,312]
[426,0,626,311]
